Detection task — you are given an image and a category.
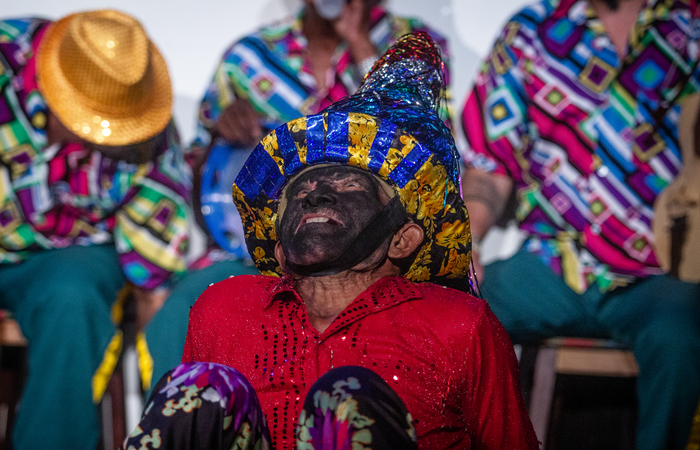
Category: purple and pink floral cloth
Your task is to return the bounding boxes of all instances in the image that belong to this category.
[124,362,416,450]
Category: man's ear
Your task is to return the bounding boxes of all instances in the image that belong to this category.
[274,241,286,268]
[387,222,424,259]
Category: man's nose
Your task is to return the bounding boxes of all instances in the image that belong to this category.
[303,186,336,207]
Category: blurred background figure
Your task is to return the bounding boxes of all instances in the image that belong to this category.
[144,0,453,394]
[0,11,190,449]
[460,0,700,448]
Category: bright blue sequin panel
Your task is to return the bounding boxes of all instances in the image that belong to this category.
[276,124,302,176]
[325,112,350,162]
[367,120,398,173]
[389,142,432,188]
[305,114,325,165]
[235,144,286,199]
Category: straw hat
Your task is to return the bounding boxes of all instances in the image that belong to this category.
[652,93,700,282]
[37,10,172,146]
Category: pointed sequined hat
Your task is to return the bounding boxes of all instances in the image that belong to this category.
[232,32,474,292]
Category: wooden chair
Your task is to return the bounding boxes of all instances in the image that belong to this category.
[0,311,27,450]
[0,295,137,450]
[525,338,639,449]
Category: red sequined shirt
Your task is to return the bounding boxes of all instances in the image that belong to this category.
[183,274,538,449]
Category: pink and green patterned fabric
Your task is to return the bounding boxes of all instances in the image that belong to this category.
[462,0,700,293]
[0,18,191,289]
[192,6,452,151]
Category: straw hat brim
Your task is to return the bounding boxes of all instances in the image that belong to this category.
[36,13,172,146]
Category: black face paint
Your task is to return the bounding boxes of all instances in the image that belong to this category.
[600,0,620,10]
[278,166,406,276]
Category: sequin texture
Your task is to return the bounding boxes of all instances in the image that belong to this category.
[231,32,475,292]
[183,274,539,449]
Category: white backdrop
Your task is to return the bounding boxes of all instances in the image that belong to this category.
[2,0,530,145]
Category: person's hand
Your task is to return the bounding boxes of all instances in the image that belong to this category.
[332,0,375,61]
[213,98,264,147]
[133,286,169,331]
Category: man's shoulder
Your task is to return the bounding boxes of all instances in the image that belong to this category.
[495,0,560,31]
[193,274,278,313]
[410,281,487,317]
[257,15,299,42]
[0,17,50,41]
[0,18,51,63]
[396,281,496,342]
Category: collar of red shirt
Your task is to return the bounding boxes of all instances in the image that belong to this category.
[265,274,425,329]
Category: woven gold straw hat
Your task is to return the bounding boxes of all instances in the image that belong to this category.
[37,9,172,146]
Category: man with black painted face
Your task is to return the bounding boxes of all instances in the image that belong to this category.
[273,165,423,333]
[279,167,391,268]
[144,1,456,395]
[174,33,538,449]
[180,162,538,449]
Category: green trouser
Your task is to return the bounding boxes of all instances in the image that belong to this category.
[483,247,700,450]
[0,245,125,450]
[145,259,259,396]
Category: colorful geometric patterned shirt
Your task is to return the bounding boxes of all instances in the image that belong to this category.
[0,18,191,290]
[461,0,700,293]
[191,6,452,150]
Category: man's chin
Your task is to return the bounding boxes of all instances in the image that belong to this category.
[284,245,344,269]
[286,253,339,268]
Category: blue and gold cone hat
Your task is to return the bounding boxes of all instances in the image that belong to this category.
[232,32,473,291]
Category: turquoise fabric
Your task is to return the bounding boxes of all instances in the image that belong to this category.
[0,245,124,450]
[145,259,259,396]
[483,247,700,450]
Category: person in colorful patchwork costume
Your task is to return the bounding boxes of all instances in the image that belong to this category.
[460,0,700,448]
[177,32,538,450]
[192,0,452,151]
[145,0,453,395]
[0,11,190,449]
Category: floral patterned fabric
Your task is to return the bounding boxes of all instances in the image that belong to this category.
[297,366,417,450]
[123,362,272,450]
[124,363,416,450]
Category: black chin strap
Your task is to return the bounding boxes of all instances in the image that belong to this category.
[285,196,408,277]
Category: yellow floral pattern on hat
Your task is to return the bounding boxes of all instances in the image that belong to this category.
[435,220,470,249]
[261,132,284,173]
[231,111,472,290]
[289,118,308,164]
[400,160,448,228]
[348,113,378,169]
